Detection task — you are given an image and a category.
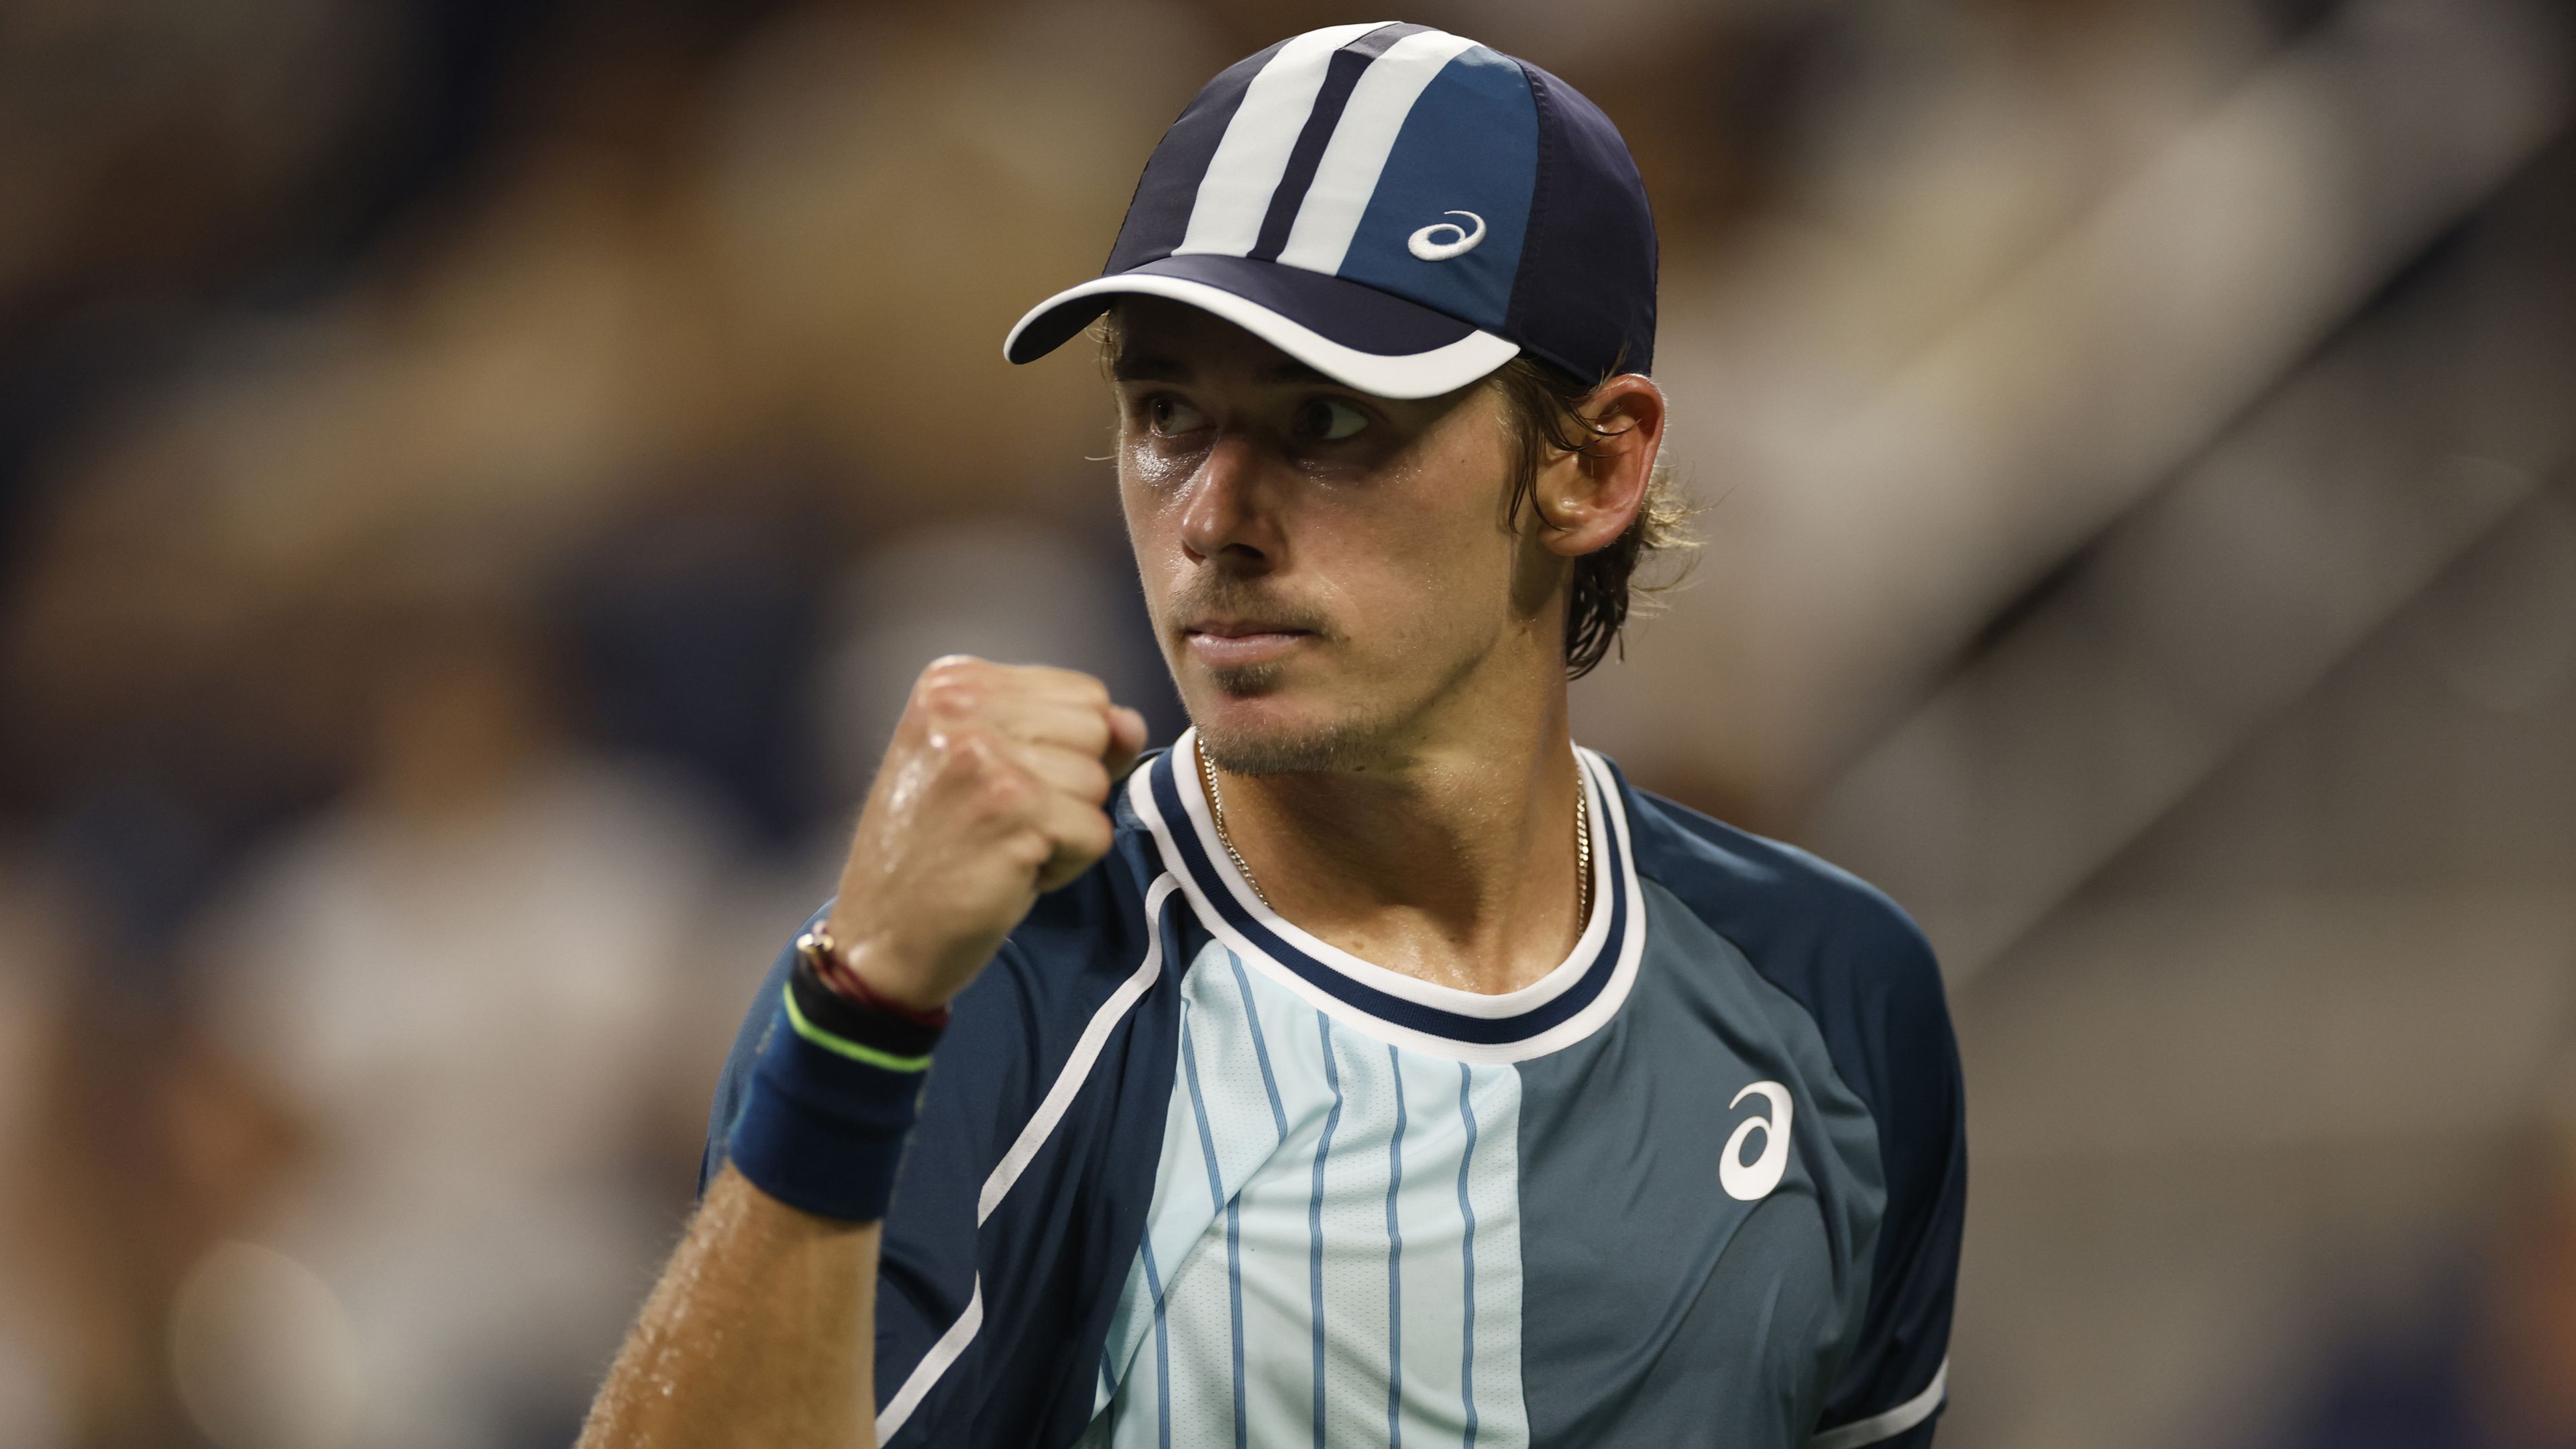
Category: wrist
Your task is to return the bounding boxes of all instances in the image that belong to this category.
[800,924,953,1026]
[724,942,946,1224]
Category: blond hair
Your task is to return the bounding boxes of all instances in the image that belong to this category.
[1489,357,1696,677]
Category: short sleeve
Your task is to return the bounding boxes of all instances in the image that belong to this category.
[1807,917,1966,1449]
[1611,778,1970,1449]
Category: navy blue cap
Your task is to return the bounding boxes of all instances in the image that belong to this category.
[1005,22,1657,399]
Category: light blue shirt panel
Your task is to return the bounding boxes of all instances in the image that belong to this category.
[1095,941,1528,1449]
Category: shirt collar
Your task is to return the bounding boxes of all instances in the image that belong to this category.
[1129,727,1647,1063]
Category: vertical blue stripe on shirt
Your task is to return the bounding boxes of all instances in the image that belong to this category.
[1225,952,1286,1448]
[1309,1015,1343,1449]
[1224,1194,1246,1449]
[1229,954,1291,1136]
[1179,1013,1245,1449]
[1455,1063,1482,1449]
[1385,1043,1408,1449]
[1141,1236,1171,1449]
[1095,953,1539,1449]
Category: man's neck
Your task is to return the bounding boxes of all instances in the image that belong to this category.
[1201,687,1587,998]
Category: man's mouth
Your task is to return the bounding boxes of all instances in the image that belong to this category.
[1183,619,1314,667]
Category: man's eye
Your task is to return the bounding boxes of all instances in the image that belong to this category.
[1298,398,1369,442]
[1147,396,1207,436]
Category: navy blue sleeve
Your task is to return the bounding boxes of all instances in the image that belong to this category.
[1622,778,1966,1446]
[1803,902,1962,1445]
[696,820,1183,1449]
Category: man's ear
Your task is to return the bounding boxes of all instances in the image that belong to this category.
[1531,374,1666,557]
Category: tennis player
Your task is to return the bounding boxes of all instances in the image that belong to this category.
[583,22,1964,1449]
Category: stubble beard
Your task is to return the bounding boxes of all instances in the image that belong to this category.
[1160,566,1483,776]
[1189,661,1383,775]
[1159,574,1392,775]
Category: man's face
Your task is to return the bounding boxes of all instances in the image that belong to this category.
[1111,298,1551,774]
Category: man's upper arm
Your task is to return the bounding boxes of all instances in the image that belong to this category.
[1623,785,1968,1448]
[1807,907,1966,1448]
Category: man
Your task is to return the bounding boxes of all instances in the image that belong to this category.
[582,22,1964,1449]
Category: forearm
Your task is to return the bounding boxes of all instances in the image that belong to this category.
[579,1167,880,1448]
[580,659,1142,1446]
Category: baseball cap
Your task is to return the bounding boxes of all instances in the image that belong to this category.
[1003,22,1657,400]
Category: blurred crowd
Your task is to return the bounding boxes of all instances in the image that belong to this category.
[1,1,2571,1447]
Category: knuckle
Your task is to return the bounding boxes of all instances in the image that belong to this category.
[930,725,996,776]
[979,763,1033,813]
[919,678,981,721]
[917,657,991,710]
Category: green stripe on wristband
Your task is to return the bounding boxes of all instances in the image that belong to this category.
[781,983,936,1073]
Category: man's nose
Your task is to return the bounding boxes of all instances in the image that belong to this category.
[1177,433,1279,570]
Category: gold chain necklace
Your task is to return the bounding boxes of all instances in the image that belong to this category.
[1197,743,1594,925]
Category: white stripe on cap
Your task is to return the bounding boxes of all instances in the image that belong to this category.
[1006,272,1516,398]
[1173,22,1389,259]
[1275,28,1479,274]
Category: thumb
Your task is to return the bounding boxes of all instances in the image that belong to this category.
[1104,705,1149,778]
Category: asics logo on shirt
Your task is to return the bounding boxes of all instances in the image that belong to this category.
[1407,210,1487,260]
[1721,1081,1793,1201]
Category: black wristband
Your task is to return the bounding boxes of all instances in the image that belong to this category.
[788,955,947,1060]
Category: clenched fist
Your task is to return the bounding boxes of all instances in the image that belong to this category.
[824,656,1148,1013]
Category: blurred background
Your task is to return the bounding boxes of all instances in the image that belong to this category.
[1,0,2571,1445]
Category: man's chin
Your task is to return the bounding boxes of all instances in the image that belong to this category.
[1197,657,1289,697]
[1185,688,1375,776]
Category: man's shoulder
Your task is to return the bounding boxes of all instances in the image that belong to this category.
[1621,773,1936,983]
[1609,763,1953,1116]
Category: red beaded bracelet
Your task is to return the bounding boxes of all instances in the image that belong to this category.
[796,926,955,1029]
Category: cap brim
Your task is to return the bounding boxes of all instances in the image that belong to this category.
[1003,254,1519,400]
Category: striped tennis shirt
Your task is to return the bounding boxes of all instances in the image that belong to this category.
[704,733,1966,1448]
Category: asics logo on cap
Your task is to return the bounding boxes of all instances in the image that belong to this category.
[1406,211,1485,261]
